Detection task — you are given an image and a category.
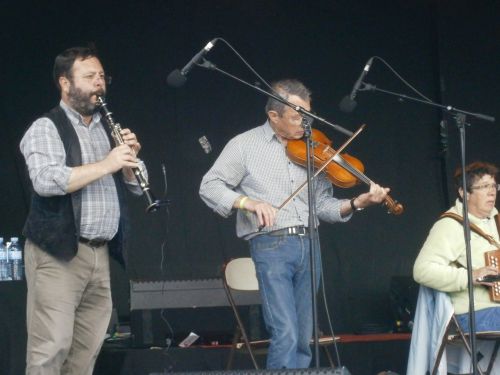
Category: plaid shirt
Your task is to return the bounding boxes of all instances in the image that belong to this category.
[199,121,351,239]
[20,101,143,240]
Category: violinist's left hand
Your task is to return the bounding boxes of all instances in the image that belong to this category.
[352,182,390,210]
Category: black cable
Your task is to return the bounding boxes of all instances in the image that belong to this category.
[159,162,174,348]
[216,38,273,91]
[318,244,343,368]
[160,163,170,277]
[371,56,433,103]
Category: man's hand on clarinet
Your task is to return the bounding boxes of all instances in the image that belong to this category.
[120,128,141,156]
[103,144,139,174]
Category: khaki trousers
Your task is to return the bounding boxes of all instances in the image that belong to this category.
[25,239,112,375]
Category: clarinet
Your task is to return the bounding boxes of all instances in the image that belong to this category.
[96,96,160,213]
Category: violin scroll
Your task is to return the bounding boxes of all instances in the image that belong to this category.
[383,195,404,215]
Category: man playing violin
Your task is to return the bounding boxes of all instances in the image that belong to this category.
[414,161,500,332]
[200,79,388,369]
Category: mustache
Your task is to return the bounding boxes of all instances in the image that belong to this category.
[92,90,106,97]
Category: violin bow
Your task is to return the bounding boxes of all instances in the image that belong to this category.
[277,124,366,210]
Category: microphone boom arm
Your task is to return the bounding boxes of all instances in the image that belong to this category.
[197,59,353,137]
[362,83,495,122]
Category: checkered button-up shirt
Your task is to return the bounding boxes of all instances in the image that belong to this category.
[20,101,144,240]
[199,121,351,239]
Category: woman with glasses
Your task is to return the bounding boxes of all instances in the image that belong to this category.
[414,161,500,332]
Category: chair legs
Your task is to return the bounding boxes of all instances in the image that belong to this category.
[226,325,242,370]
[322,345,336,368]
[432,318,452,375]
[485,340,500,375]
[431,315,500,375]
[223,277,336,369]
[223,280,259,369]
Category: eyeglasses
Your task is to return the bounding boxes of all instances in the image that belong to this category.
[78,73,112,85]
[282,114,315,127]
[470,183,500,192]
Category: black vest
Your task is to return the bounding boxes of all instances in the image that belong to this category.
[22,106,129,266]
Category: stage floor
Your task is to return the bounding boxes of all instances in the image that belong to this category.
[94,334,410,374]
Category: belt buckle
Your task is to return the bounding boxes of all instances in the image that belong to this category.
[80,237,106,247]
[288,226,306,236]
[89,239,101,247]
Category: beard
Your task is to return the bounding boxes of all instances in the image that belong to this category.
[67,84,105,117]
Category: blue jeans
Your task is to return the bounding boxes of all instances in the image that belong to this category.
[456,307,500,333]
[249,233,321,369]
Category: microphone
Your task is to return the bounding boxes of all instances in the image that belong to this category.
[339,57,374,112]
[167,39,217,88]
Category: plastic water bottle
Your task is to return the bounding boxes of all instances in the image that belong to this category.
[0,237,7,281]
[9,237,23,281]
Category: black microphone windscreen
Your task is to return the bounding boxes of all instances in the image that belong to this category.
[166,69,187,88]
[339,96,357,113]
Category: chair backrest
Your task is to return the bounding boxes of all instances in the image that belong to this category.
[224,258,259,291]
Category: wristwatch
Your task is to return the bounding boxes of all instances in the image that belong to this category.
[350,198,364,212]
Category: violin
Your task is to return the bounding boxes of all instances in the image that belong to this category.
[287,128,363,188]
[286,128,404,215]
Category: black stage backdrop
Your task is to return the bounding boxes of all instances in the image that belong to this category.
[1,0,499,340]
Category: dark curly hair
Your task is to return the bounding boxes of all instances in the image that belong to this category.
[53,45,99,90]
[453,161,498,200]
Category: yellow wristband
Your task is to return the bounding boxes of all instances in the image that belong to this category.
[239,196,249,210]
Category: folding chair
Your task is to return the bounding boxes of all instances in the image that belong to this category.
[222,257,337,370]
[222,257,261,369]
[407,285,500,375]
[432,314,500,375]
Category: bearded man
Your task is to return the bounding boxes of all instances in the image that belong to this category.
[20,46,145,375]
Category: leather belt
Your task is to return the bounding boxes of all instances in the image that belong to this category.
[79,237,108,248]
[267,226,308,236]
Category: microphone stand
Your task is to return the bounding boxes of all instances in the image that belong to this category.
[361,82,495,375]
[303,116,321,368]
[197,59,352,368]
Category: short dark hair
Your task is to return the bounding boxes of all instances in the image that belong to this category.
[453,161,498,199]
[53,46,99,90]
[265,79,311,116]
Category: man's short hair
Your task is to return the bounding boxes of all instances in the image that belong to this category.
[265,79,311,116]
[53,46,99,90]
[453,161,498,198]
